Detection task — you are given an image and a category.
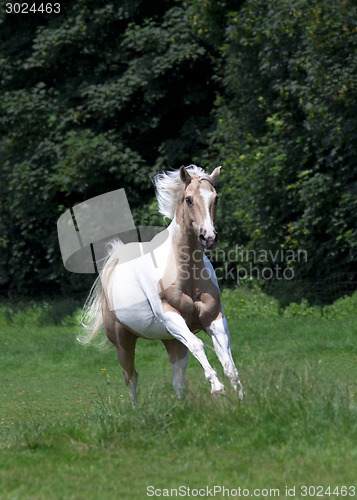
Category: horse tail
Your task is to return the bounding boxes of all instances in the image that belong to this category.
[77,275,104,345]
[77,236,124,346]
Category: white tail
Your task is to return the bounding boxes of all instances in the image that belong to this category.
[78,237,124,346]
[77,275,104,345]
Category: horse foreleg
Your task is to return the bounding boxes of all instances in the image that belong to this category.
[206,315,244,399]
[162,339,189,398]
[163,310,225,395]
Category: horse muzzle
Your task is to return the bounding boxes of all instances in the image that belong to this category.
[199,230,219,250]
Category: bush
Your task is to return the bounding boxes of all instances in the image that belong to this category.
[0,299,81,327]
[283,299,322,319]
[323,293,357,320]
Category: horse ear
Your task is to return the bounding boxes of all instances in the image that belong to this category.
[210,166,222,183]
[180,165,192,185]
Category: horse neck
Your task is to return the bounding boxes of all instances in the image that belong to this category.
[168,215,204,269]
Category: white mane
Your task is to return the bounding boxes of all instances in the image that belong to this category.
[153,164,210,219]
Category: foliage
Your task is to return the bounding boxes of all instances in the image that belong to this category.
[0,0,215,294]
[222,286,357,320]
[323,292,357,320]
[189,0,244,49]
[1,286,356,326]
[0,0,356,304]
[208,0,357,303]
[0,298,81,327]
[221,285,281,319]
[283,299,322,319]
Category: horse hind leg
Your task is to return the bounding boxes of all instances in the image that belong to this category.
[162,339,189,398]
[102,295,139,404]
[114,329,138,404]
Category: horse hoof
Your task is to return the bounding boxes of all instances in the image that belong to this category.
[211,388,226,399]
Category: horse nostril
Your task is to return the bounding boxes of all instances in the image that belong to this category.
[199,233,206,241]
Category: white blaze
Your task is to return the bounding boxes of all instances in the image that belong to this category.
[199,187,215,235]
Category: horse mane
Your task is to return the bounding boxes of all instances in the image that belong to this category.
[153,164,210,220]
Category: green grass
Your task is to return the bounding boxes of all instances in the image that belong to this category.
[0,292,356,499]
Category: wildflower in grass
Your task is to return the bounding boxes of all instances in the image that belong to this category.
[101,368,110,385]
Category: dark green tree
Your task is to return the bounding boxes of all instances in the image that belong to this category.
[207,0,357,303]
[0,0,216,294]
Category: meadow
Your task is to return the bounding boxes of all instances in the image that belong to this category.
[0,288,356,500]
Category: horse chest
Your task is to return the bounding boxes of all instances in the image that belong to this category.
[161,284,220,331]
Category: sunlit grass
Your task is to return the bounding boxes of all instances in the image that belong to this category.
[0,293,357,499]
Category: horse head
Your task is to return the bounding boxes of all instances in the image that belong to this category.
[178,165,221,250]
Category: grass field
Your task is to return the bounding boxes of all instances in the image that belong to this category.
[0,289,356,499]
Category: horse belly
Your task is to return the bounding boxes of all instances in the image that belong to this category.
[111,258,172,340]
[115,302,171,340]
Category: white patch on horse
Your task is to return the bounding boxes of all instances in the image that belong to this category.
[111,230,175,340]
[202,254,218,289]
[163,310,225,394]
[170,350,189,397]
[207,315,244,399]
[199,186,215,235]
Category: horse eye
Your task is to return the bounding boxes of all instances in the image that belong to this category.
[214,196,219,205]
[185,196,193,207]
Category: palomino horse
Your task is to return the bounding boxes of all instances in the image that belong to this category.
[80,165,243,401]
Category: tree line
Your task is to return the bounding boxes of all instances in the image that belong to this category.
[0,0,356,303]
